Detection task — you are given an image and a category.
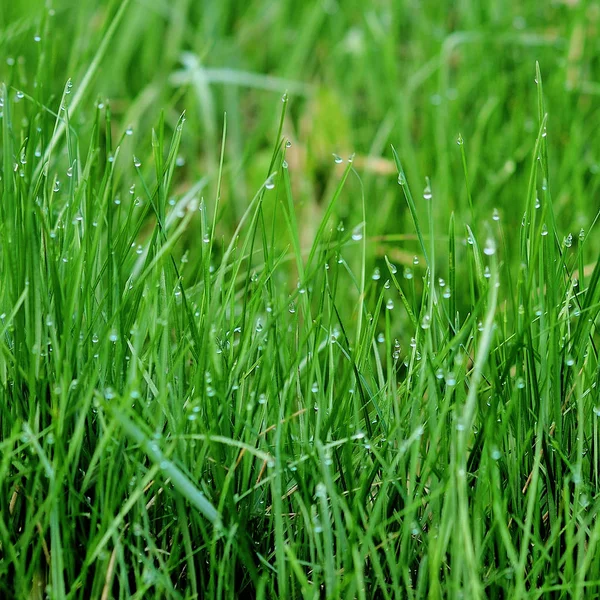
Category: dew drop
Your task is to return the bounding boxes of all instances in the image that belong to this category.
[483,237,496,256]
[265,175,275,190]
[423,183,432,200]
[351,224,363,241]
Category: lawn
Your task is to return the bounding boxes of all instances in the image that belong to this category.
[1,1,600,598]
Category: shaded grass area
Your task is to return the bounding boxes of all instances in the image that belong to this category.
[1,1,600,598]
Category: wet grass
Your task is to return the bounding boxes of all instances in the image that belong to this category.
[1,2,600,598]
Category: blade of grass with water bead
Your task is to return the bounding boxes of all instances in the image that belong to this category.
[384,256,418,330]
[457,133,474,222]
[391,145,429,267]
[449,211,457,333]
[305,160,354,276]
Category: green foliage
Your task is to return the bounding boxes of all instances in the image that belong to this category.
[1,1,600,598]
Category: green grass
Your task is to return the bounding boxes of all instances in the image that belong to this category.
[1,1,600,598]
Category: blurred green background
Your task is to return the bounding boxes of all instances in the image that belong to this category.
[1,0,599,264]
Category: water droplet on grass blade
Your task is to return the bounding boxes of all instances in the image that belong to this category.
[265,175,275,190]
[133,156,141,167]
[483,237,496,256]
[423,183,432,200]
[332,153,343,164]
